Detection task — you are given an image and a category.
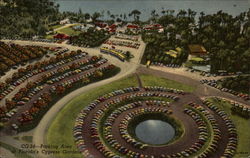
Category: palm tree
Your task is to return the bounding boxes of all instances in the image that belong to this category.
[177,9,187,18]
[198,11,205,29]
[92,12,101,22]
[110,14,115,21]
[130,9,141,22]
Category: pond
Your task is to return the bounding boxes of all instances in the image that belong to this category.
[135,119,175,145]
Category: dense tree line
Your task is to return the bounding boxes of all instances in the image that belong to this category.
[0,0,60,38]
[69,28,110,47]
[220,75,250,94]
[142,9,250,73]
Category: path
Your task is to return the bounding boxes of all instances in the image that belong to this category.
[138,67,250,106]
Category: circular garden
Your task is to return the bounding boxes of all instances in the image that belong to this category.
[73,85,239,158]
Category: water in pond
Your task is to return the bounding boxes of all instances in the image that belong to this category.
[135,120,175,145]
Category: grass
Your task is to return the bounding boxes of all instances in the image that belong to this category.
[140,74,195,92]
[51,24,64,30]
[21,136,33,143]
[0,141,33,158]
[57,26,81,36]
[44,34,54,39]
[46,75,138,158]
[190,57,204,62]
[13,136,19,140]
[208,98,250,158]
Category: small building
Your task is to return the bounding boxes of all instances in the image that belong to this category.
[188,44,207,56]
[127,24,140,30]
[95,22,107,28]
[60,18,70,25]
[126,24,141,33]
[188,44,207,60]
[73,24,95,32]
[144,24,164,33]
[107,24,117,33]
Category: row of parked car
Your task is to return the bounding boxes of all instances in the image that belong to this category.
[54,48,69,55]
[144,86,185,95]
[114,34,139,42]
[1,37,60,43]
[45,57,105,85]
[104,39,140,49]
[54,64,116,91]
[151,62,182,68]
[0,51,87,124]
[74,86,183,157]
[103,102,147,155]
[0,52,85,101]
[2,51,117,130]
[104,100,169,151]
[119,107,171,149]
[188,102,222,158]
[203,99,238,158]
[91,91,178,157]
[183,108,209,157]
[230,101,250,118]
[15,61,117,128]
[200,79,250,100]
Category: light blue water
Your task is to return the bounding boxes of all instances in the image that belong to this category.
[54,0,250,21]
[135,120,175,145]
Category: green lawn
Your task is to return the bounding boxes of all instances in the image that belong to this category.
[51,24,64,30]
[0,141,33,158]
[21,136,33,143]
[190,57,204,62]
[58,26,81,36]
[46,74,195,158]
[44,34,54,39]
[140,74,195,92]
[208,98,250,158]
[46,75,138,158]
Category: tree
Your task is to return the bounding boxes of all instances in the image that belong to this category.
[92,12,101,22]
[85,13,90,20]
[130,10,141,22]
[94,70,103,78]
[5,99,16,110]
[26,82,35,89]
[55,85,65,95]
[0,0,59,37]
[125,51,131,58]
[82,77,90,84]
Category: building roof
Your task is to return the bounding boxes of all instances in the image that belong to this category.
[53,33,69,39]
[144,24,163,30]
[165,47,182,58]
[127,24,140,29]
[188,45,207,55]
